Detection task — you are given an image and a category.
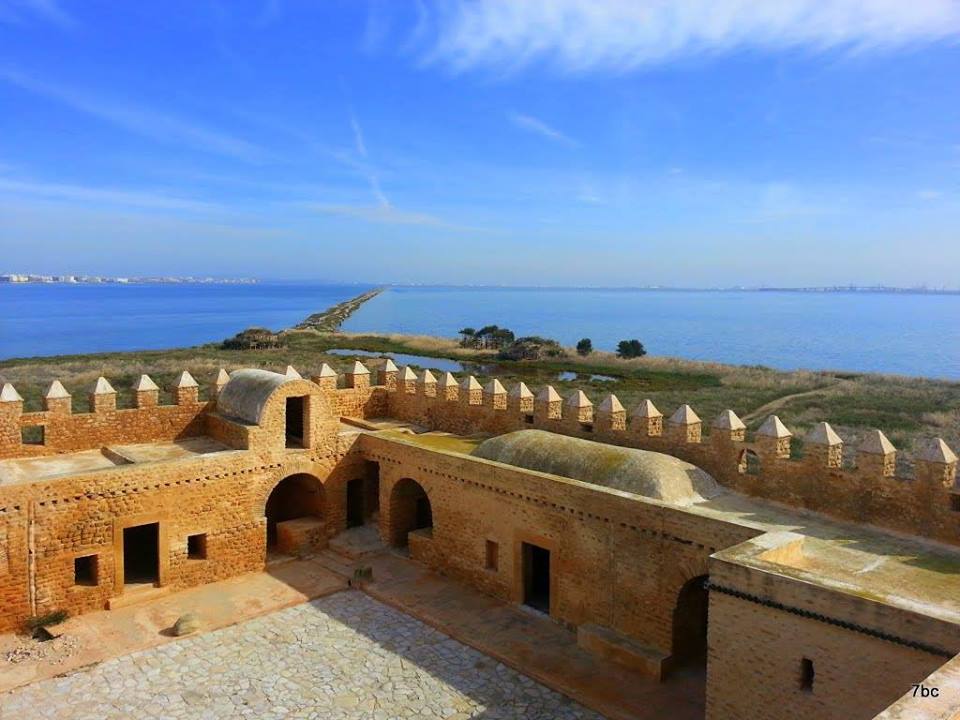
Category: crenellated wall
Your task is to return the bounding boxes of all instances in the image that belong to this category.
[379,367,960,546]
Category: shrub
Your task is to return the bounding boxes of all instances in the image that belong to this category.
[616,339,647,358]
[499,336,566,361]
[576,338,593,356]
[221,327,285,350]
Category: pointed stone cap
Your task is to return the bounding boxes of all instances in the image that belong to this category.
[757,415,791,438]
[419,369,437,384]
[859,429,896,456]
[176,371,198,388]
[285,365,302,379]
[566,390,592,408]
[484,379,506,395]
[348,361,370,376]
[0,383,23,402]
[461,375,482,391]
[918,438,958,465]
[439,372,458,388]
[537,385,561,403]
[634,399,662,418]
[669,404,700,425]
[316,363,336,378]
[805,421,842,446]
[598,394,624,413]
[91,376,115,395]
[382,358,398,372]
[134,374,159,392]
[215,368,231,385]
[44,380,70,399]
[510,382,533,399]
[713,409,746,431]
[399,366,417,381]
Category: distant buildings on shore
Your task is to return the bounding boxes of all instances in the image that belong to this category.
[0,274,257,285]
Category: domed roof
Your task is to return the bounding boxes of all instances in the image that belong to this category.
[472,429,721,505]
[217,369,292,425]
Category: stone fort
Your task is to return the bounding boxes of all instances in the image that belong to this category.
[1,360,959,719]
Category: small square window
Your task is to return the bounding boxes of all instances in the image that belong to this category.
[524,414,534,424]
[799,658,815,692]
[485,540,499,571]
[187,533,207,560]
[951,495,960,512]
[74,555,98,586]
[579,422,594,433]
[21,425,45,446]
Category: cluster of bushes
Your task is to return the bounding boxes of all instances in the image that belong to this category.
[576,337,647,358]
[458,325,516,350]
[460,326,646,361]
[221,327,285,350]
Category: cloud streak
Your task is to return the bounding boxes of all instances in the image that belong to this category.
[305,202,477,231]
[0,176,220,212]
[416,0,960,74]
[0,68,266,161]
[509,112,578,147]
[0,0,74,29]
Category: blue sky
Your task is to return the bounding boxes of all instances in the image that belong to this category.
[1,0,959,286]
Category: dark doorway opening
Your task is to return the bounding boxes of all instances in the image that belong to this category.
[347,478,365,528]
[523,542,551,614]
[285,396,305,448]
[123,523,159,585]
[389,478,433,547]
[672,575,709,670]
[265,473,324,549]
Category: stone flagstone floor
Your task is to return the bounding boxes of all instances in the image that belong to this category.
[0,591,601,720]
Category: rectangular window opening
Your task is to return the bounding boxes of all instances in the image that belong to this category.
[187,533,207,560]
[951,495,960,512]
[485,540,499,571]
[524,414,534,424]
[21,425,45,446]
[74,554,98,586]
[579,422,594,433]
[800,657,815,692]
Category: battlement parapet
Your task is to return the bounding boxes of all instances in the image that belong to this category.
[380,371,960,546]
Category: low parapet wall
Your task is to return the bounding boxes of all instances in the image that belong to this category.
[381,367,960,546]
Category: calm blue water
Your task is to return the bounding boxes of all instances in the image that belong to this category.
[341,287,960,379]
[0,283,368,359]
[3,284,958,378]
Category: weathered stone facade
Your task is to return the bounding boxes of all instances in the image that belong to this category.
[1,365,959,720]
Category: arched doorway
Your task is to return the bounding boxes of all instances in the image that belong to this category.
[265,473,324,552]
[672,574,709,671]
[389,478,433,547]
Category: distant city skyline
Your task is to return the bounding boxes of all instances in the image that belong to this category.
[2,1,960,286]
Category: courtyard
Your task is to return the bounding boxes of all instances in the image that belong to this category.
[0,591,600,720]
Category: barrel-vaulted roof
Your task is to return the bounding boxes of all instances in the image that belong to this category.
[472,429,721,506]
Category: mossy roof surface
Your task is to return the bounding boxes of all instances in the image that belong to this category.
[472,429,721,505]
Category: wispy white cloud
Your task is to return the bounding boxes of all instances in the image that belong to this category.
[0,68,266,161]
[348,108,369,158]
[0,0,74,29]
[305,202,475,231]
[509,112,578,147]
[0,176,219,212]
[416,0,960,74]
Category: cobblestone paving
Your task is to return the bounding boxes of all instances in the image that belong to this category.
[0,591,601,720]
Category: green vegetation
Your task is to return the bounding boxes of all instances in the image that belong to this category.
[576,338,593,356]
[1,289,958,465]
[221,327,284,350]
[617,339,647,358]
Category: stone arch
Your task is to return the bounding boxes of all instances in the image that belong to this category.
[264,473,325,551]
[388,478,433,547]
[671,574,710,671]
